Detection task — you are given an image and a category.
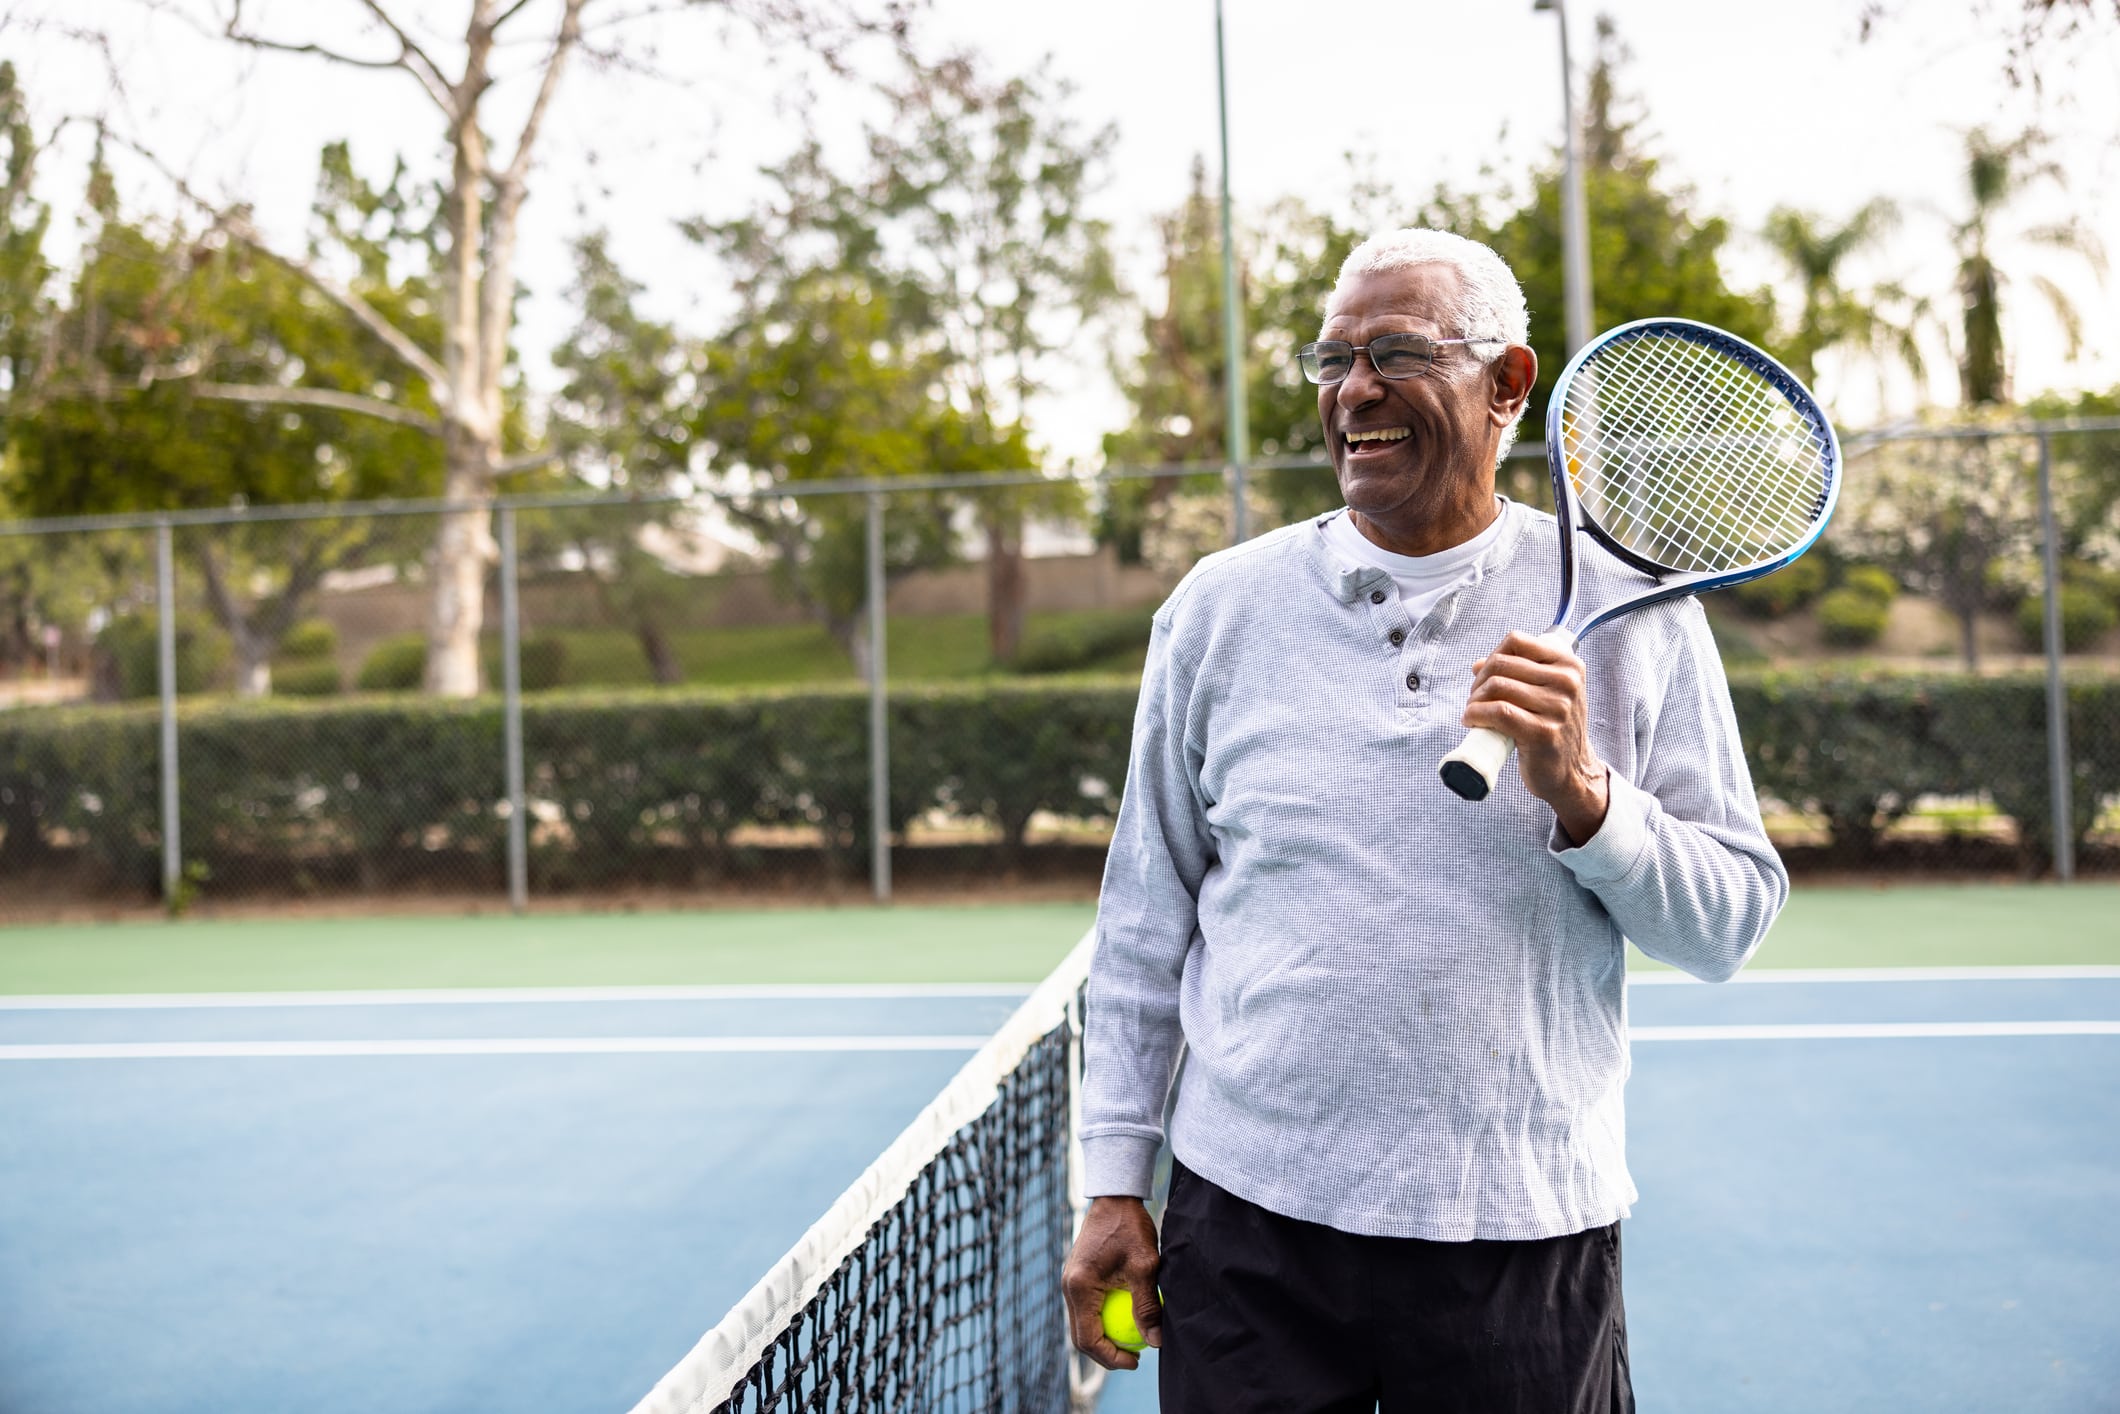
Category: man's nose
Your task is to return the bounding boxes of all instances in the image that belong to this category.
[1336,352,1387,410]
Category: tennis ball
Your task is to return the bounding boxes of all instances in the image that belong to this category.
[1101,1288,1148,1352]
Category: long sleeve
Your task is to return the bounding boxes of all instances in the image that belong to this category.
[1078,611,1215,1199]
[1550,601,1789,982]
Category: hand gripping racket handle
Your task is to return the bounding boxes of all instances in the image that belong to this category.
[1438,628,1576,802]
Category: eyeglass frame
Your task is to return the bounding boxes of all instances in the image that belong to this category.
[1297,333,1510,386]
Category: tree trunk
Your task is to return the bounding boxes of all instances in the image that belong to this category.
[985,510,1026,665]
[839,609,873,683]
[638,618,682,686]
[1957,604,1980,672]
[423,458,496,696]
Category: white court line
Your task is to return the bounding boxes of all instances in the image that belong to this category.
[1629,965,2120,985]
[4,1022,2115,1062]
[8,966,2118,1011]
[0,983,1037,1011]
[0,1035,993,1061]
[1632,1020,2120,1041]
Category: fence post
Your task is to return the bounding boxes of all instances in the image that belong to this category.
[156,519,181,912]
[499,506,529,912]
[866,490,891,902]
[2035,432,2074,882]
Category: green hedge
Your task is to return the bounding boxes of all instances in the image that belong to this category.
[2,672,2114,898]
[1731,669,2120,866]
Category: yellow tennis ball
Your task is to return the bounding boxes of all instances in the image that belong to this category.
[1101,1288,1147,1352]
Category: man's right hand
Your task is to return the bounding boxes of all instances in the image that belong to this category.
[1061,1195,1163,1371]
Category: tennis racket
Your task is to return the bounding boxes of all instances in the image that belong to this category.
[1437,317,1841,802]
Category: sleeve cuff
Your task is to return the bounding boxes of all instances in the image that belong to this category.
[1080,1133,1162,1200]
[1549,768,1655,886]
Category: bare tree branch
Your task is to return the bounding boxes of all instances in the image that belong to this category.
[353,0,459,109]
[98,128,453,400]
[211,0,460,117]
[494,449,561,474]
[500,0,587,189]
[489,0,546,28]
[191,381,445,432]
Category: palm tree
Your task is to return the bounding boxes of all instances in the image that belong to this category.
[1950,127,2106,405]
[1761,199,1927,393]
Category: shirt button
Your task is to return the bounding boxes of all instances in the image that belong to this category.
[1389,629,1405,646]
[1405,671,1421,692]
[1369,590,1386,604]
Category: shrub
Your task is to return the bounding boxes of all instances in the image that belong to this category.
[5,672,2114,895]
[2018,585,2118,653]
[2064,559,2120,606]
[483,636,569,692]
[1840,564,1898,604]
[94,613,230,699]
[1817,588,1890,647]
[356,635,427,691]
[1012,615,1154,675]
[1730,554,1828,618]
[277,619,340,661]
[272,661,344,697]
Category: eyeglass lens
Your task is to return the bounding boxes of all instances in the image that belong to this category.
[1300,334,1442,384]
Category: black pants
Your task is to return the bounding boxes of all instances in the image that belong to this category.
[1157,1160,1633,1414]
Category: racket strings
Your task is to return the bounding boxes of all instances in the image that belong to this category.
[1568,343,1824,571]
[1561,334,1830,575]
[1572,346,1819,570]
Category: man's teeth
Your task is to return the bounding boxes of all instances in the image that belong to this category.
[1346,428,1410,445]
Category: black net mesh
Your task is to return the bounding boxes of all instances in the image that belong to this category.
[710,1016,1077,1414]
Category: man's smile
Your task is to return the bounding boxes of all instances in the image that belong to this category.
[1344,425,1411,453]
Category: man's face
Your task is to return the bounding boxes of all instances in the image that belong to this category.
[1316,264,1500,530]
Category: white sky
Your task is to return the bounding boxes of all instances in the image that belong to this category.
[10,0,2119,463]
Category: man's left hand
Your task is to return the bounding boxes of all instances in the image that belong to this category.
[1463,630,1610,844]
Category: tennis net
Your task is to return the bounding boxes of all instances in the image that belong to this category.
[630,931,1101,1414]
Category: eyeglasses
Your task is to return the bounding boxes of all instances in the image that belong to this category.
[1297,334,1507,385]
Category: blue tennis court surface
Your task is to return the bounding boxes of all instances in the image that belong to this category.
[1,971,2115,1413]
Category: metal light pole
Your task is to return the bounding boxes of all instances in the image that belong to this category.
[1536,0,1594,357]
[1215,0,1250,544]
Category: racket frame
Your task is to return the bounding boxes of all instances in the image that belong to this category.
[1438,318,1841,803]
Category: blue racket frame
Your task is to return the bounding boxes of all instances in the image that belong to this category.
[1545,317,1842,642]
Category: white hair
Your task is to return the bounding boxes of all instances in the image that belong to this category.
[1326,228,1532,459]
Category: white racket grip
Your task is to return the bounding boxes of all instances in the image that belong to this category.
[1438,627,1577,802]
[1438,726,1515,802]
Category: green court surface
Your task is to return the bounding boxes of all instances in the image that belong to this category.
[0,883,2115,995]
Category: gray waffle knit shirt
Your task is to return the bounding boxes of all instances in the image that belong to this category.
[1080,500,1788,1241]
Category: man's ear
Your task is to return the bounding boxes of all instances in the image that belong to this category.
[1488,345,1537,428]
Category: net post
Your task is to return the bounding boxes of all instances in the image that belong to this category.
[499,506,529,913]
[866,489,892,901]
[155,518,181,914]
[2036,432,2074,882]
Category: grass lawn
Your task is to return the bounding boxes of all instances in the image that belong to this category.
[540,608,1151,689]
[3,884,2115,996]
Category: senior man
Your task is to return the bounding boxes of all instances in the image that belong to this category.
[1060,228,1787,1413]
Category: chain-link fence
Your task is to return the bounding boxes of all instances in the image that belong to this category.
[1,425,2116,922]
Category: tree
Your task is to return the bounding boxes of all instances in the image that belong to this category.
[54,0,905,695]
[861,51,1116,663]
[543,232,701,685]
[1441,17,1775,450]
[691,266,1014,678]
[1099,165,1371,558]
[4,141,445,695]
[1948,127,2105,406]
[1759,200,1928,396]
[1842,410,2040,669]
[1861,1,2120,89]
